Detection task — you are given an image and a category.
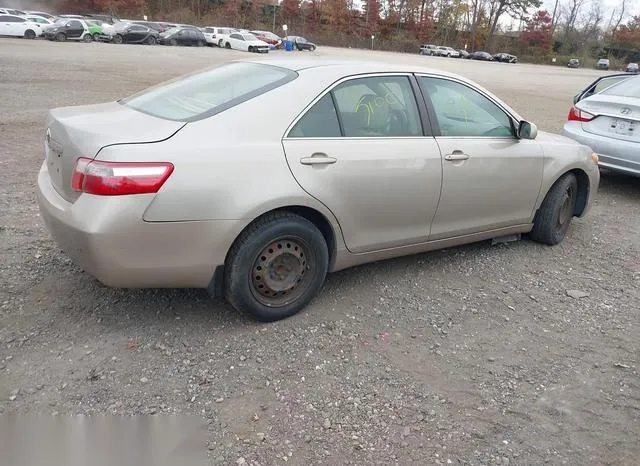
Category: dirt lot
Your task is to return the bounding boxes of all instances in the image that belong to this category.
[1,39,639,465]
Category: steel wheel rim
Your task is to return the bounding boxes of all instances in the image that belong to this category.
[249,236,314,308]
[557,185,575,227]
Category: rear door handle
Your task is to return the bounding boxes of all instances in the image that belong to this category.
[444,150,470,161]
[300,153,337,165]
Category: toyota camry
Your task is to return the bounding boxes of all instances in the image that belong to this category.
[37,59,600,322]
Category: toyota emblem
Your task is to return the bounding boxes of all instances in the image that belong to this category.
[620,107,632,115]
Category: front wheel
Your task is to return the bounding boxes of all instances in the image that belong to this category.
[224,212,329,322]
[146,36,156,45]
[196,40,203,47]
[310,45,316,51]
[529,173,578,245]
[82,33,92,42]
[112,34,123,44]
[225,42,231,49]
[248,46,253,52]
[55,32,66,42]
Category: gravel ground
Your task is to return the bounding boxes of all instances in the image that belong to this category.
[1,39,639,465]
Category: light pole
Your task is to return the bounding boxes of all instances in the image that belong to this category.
[371,35,374,50]
[272,0,276,32]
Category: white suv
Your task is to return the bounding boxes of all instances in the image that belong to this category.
[0,13,41,39]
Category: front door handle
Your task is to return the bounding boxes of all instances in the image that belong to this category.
[300,153,337,165]
[444,150,470,161]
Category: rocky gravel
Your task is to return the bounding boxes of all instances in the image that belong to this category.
[1,39,639,465]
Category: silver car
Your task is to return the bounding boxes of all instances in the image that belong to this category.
[563,75,640,176]
[37,59,600,322]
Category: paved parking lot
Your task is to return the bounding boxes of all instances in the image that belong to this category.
[1,39,639,465]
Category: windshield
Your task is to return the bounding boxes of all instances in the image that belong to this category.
[120,62,298,122]
[601,75,640,98]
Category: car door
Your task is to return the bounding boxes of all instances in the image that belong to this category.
[229,33,243,49]
[128,25,146,42]
[66,20,83,39]
[282,73,443,254]
[416,75,544,240]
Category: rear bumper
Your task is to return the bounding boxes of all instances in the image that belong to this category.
[37,162,246,289]
[562,122,640,176]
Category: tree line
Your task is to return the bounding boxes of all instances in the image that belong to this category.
[57,0,640,63]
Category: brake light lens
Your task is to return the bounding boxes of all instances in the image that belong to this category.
[568,106,595,122]
[71,158,174,196]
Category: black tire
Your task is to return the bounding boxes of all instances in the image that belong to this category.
[56,32,66,42]
[529,173,578,245]
[225,42,231,49]
[24,29,36,39]
[82,33,92,42]
[224,212,329,322]
[170,38,178,46]
[248,46,253,52]
[310,45,316,51]
[92,33,101,41]
[147,36,156,45]
[218,39,223,47]
[196,40,204,47]
[112,34,123,44]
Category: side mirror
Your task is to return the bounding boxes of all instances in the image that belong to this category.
[517,120,537,140]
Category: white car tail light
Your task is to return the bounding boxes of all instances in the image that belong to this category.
[71,158,174,196]
[568,106,595,122]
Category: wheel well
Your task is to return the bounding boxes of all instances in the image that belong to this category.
[569,169,590,216]
[225,206,337,269]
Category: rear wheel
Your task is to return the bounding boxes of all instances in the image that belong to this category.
[146,36,156,45]
[196,40,204,47]
[55,32,66,42]
[310,45,316,51]
[248,46,253,52]
[225,42,231,49]
[529,173,578,245]
[224,212,329,322]
[82,33,92,42]
[24,29,36,39]
[112,34,123,44]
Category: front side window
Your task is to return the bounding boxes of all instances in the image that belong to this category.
[121,62,297,122]
[419,77,513,137]
[69,20,81,28]
[333,76,423,137]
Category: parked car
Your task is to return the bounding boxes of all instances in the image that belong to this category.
[25,10,55,19]
[285,35,316,51]
[626,63,639,74]
[86,19,115,39]
[563,75,640,176]
[434,46,460,58]
[44,18,92,42]
[572,73,633,104]
[24,15,53,35]
[223,32,269,53]
[596,58,610,70]
[158,26,206,46]
[0,7,26,15]
[457,49,470,59]
[0,14,42,39]
[568,58,580,68]
[37,59,599,322]
[419,44,438,55]
[109,22,158,44]
[200,26,236,47]
[131,21,167,33]
[468,51,494,61]
[251,30,282,49]
[493,53,518,63]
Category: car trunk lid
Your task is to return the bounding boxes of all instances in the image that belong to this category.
[44,101,185,202]
[578,95,640,143]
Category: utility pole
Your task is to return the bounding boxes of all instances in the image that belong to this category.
[272,0,277,32]
[551,0,559,35]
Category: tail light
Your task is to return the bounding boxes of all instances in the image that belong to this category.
[568,106,595,122]
[71,158,174,196]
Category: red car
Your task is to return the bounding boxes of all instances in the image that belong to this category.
[250,30,282,48]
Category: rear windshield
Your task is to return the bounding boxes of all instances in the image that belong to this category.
[601,75,640,98]
[120,62,297,122]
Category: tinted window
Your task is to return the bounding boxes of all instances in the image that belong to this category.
[204,27,215,33]
[121,62,297,122]
[419,77,513,137]
[131,25,146,32]
[4,16,24,22]
[332,76,423,137]
[230,33,242,40]
[69,20,82,28]
[289,94,341,138]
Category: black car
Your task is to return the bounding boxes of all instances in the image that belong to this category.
[285,35,316,51]
[110,23,159,45]
[493,52,518,63]
[44,18,91,42]
[159,26,206,46]
[468,51,494,61]
[568,58,580,68]
[131,21,167,33]
[457,49,470,59]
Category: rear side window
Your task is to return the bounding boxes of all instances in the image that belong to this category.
[600,76,640,98]
[120,62,298,122]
